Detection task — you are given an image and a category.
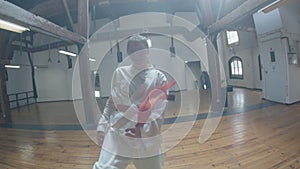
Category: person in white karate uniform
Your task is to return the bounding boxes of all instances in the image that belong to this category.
[93,35,168,169]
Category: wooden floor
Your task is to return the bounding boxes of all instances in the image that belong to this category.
[1,88,300,169]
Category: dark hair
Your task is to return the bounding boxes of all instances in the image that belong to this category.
[127,35,149,55]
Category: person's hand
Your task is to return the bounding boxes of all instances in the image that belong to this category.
[97,131,105,146]
[139,89,166,111]
[125,125,142,138]
[137,89,166,125]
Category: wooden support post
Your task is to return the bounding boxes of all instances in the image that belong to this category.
[26,93,29,105]
[0,64,11,125]
[207,34,225,111]
[16,94,19,108]
[0,30,13,125]
[61,0,75,31]
[195,0,224,111]
[77,0,95,124]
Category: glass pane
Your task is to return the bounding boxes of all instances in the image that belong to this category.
[231,62,235,74]
[238,67,242,75]
[238,61,242,75]
[234,60,238,74]
[226,31,239,45]
[240,61,243,75]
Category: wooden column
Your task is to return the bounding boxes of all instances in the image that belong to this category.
[207,33,225,112]
[196,0,224,111]
[0,64,11,125]
[77,0,95,124]
[61,0,75,31]
[0,31,13,125]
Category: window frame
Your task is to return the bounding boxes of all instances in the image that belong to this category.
[229,56,244,80]
[226,30,239,46]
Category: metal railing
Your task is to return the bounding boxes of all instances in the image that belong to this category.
[8,91,36,109]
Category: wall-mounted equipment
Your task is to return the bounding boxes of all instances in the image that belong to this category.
[288,52,298,65]
[270,51,276,62]
[281,37,298,65]
[116,42,122,63]
[170,36,176,57]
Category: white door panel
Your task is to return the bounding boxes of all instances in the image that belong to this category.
[261,38,288,103]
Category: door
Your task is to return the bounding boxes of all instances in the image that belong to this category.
[261,38,288,103]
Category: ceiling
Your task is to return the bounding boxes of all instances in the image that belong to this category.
[5,0,251,32]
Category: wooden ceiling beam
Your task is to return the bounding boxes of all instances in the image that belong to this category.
[208,0,278,34]
[0,1,86,45]
[10,45,31,53]
[31,41,72,53]
[77,0,88,37]
[30,0,73,18]
[61,0,75,31]
[197,0,215,26]
[0,59,10,65]
[11,41,73,53]
[30,0,108,18]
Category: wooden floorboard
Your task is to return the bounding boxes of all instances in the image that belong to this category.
[0,88,300,169]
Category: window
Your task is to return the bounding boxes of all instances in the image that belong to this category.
[95,90,100,98]
[229,56,243,79]
[226,31,239,45]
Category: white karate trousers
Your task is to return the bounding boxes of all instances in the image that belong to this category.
[93,149,163,169]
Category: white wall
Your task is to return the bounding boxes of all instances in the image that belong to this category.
[279,1,300,35]
[32,44,77,102]
[90,12,203,97]
[279,1,300,103]
[149,35,200,90]
[7,33,78,102]
[6,51,34,108]
[96,41,120,97]
[94,34,201,97]
[253,9,283,36]
[218,30,262,89]
[7,34,77,102]
[7,11,244,102]
[7,51,32,94]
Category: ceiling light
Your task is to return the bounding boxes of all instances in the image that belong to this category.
[58,50,77,57]
[89,58,96,62]
[95,90,100,98]
[147,39,152,48]
[5,65,20,69]
[0,19,29,33]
